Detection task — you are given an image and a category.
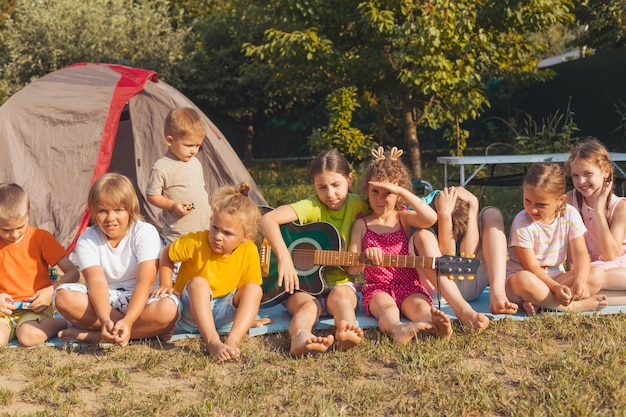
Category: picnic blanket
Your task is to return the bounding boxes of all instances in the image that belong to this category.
[8,288,626,347]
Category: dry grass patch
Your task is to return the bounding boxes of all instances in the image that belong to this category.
[0,314,625,416]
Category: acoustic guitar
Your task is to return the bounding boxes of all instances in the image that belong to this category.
[259,220,480,307]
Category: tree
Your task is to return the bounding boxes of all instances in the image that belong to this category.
[244,0,573,178]
[175,0,276,165]
[571,0,626,51]
[0,0,190,103]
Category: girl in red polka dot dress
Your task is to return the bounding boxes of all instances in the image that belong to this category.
[346,147,453,343]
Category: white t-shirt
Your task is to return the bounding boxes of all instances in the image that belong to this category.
[507,204,586,278]
[75,220,161,290]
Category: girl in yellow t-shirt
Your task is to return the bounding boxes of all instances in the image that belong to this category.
[156,182,262,361]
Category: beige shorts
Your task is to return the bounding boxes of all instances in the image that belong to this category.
[1,306,55,341]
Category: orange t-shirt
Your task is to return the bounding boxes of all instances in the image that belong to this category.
[0,226,66,300]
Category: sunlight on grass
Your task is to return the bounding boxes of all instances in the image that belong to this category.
[0,161,625,416]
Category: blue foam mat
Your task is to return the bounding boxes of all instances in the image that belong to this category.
[8,289,626,347]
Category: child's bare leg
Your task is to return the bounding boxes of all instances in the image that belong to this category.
[508,271,578,313]
[286,292,333,356]
[371,293,433,344]
[559,294,608,312]
[412,231,490,330]
[130,297,179,341]
[598,289,626,305]
[481,207,518,315]
[16,317,68,347]
[431,275,489,329]
[326,285,362,351]
[223,283,263,354]
[591,267,626,290]
[186,278,237,360]
[54,289,102,329]
[402,293,452,341]
[0,323,11,348]
[57,327,106,343]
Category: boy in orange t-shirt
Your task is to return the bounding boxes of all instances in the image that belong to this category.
[0,183,79,347]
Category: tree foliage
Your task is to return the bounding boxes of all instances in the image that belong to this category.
[572,0,626,51]
[0,0,190,102]
[309,87,377,161]
[244,0,574,177]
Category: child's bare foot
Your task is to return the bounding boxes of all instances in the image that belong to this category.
[457,309,490,331]
[157,322,176,343]
[565,294,608,312]
[430,307,453,340]
[391,321,434,344]
[489,292,519,315]
[251,317,274,327]
[205,338,240,361]
[334,320,363,351]
[522,300,538,315]
[57,327,102,343]
[290,329,334,356]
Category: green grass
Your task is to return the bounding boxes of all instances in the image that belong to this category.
[1,315,625,416]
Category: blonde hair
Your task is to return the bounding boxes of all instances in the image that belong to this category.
[566,137,613,221]
[88,173,143,224]
[362,147,412,210]
[210,182,261,241]
[164,107,206,141]
[0,183,30,221]
[523,163,567,216]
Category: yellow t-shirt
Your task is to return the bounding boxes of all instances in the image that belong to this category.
[170,230,261,298]
[290,193,370,285]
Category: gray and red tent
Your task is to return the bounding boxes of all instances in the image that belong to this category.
[0,62,266,252]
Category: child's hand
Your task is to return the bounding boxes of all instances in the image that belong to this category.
[0,294,16,317]
[101,318,131,347]
[28,286,54,313]
[172,201,194,216]
[364,247,384,266]
[552,284,572,306]
[570,281,590,301]
[368,180,403,195]
[277,259,300,294]
[434,187,458,217]
[151,286,179,298]
[110,318,132,347]
[100,318,117,340]
[593,178,613,211]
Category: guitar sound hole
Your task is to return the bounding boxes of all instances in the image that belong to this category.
[292,243,316,271]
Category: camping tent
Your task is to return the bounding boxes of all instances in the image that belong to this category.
[0,62,266,252]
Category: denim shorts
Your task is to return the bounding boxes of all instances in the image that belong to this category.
[177,285,237,333]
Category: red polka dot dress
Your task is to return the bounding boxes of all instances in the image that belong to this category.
[359,214,433,316]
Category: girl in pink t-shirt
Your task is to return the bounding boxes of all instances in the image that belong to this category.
[506,163,607,315]
[566,138,626,304]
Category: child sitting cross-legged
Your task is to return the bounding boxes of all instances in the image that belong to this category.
[0,183,80,347]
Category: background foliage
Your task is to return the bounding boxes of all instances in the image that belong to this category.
[1,0,626,173]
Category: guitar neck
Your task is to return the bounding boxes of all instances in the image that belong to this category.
[311,250,437,269]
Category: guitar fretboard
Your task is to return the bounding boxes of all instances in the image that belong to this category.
[310,250,436,269]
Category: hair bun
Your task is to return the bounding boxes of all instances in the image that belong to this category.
[236,182,251,197]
